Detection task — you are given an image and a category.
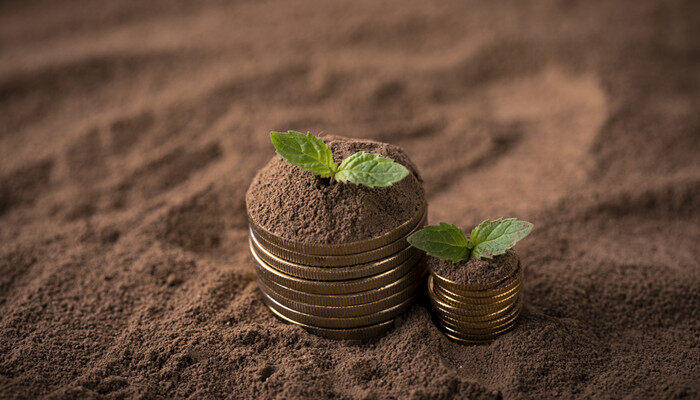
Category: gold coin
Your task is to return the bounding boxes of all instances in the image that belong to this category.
[430,297,518,323]
[430,298,518,321]
[265,303,394,341]
[248,204,426,256]
[437,300,521,331]
[259,276,422,318]
[428,277,520,315]
[251,245,422,295]
[442,319,518,338]
[440,317,520,337]
[250,235,420,281]
[430,291,518,317]
[439,321,518,344]
[438,317,519,339]
[433,278,522,305]
[259,267,427,307]
[433,280,521,308]
[431,266,523,298]
[260,289,417,329]
[249,211,426,267]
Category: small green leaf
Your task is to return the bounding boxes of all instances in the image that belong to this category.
[270,131,338,178]
[335,151,410,188]
[407,223,471,262]
[467,218,533,260]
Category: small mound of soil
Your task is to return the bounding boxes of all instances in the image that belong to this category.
[429,249,519,287]
[246,135,425,244]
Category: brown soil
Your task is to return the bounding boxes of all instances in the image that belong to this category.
[1,1,699,399]
[246,135,425,244]
[430,249,519,287]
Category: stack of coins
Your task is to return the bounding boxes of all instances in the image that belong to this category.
[248,204,427,340]
[427,262,523,344]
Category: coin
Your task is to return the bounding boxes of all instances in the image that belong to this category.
[440,317,518,336]
[428,277,520,314]
[429,292,518,316]
[437,300,521,331]
[265,303,395,341]
[438,314,519,336]
[431,266,523,298]
[259,276,422,318]
[439,321,518,344]
[249,212,426,267]
[259,267,427,307]
[433,278,522,305]
[251,246,423,295]
[260,289,417,329]
[439,315,520,337]
[249,203,427,256]
[433,280,521,308]
[430,296,517,319]
[430,298,517,322]
[250,235,420,281]
[428,260,525,344]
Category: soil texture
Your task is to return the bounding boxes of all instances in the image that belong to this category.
[0,1,698,399]
[430,249,519,287]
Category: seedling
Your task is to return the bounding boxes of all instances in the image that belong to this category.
[408,218,533,261]
[270,131,410,188]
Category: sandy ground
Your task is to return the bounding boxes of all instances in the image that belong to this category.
[0,1,698,398]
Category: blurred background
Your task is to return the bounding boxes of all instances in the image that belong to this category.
[1,1,697,222]
[0,1,698,399]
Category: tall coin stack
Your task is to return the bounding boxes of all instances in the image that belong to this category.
[248,204,427,340]
[427,262,523,344]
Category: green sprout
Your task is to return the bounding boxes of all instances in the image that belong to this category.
[270,131,410,188]
[408,218,533,261]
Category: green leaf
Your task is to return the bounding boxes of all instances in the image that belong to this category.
[270,131,338,178]
[467,218,533,260]
[407,223,471,262]
[335,151,410,188]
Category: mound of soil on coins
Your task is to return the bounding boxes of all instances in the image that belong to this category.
[429,249,519,287]
[246,136,426,244]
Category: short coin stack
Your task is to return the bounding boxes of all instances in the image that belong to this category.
[248,204,427,340]
[427,262,523,344]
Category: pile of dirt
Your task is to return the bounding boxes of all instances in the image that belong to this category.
[429,249,519,287]
[246,135,425,244]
